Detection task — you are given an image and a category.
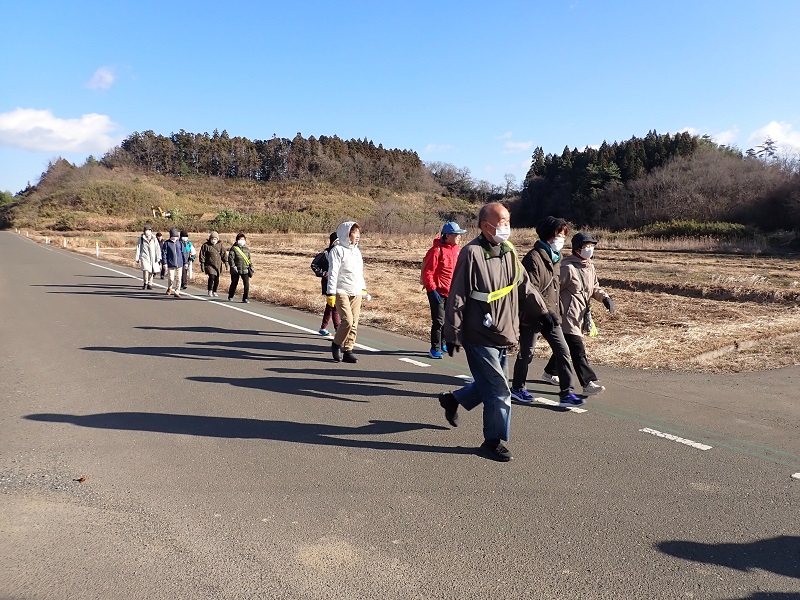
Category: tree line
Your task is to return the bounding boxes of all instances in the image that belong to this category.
[514,131,800,231]
[103,129,438,192]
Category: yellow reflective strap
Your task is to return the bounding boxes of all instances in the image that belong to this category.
[471,244,522,303]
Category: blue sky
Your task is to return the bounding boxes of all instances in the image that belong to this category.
[2,0,799,194]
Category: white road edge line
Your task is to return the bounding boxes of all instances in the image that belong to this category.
[639,427,712,451]
[792,472,800,480]
[534,396,588,414]
[398,358,431,368]
[86,262,385,351]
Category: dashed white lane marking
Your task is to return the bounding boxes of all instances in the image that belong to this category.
[534,397,588,414]
[792,473,800,480]
[399,358,431,368]
[639,427,712,450]
[86,263,384,351]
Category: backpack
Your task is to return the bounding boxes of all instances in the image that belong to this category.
[311,250,328,277]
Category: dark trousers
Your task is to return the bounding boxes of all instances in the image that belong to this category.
[511,324,575,394]
[321,303,340,330]
[545,333,597,387]
[207,274,220,292]
[428,293,446,351]
[228,272,250,300]
[181,264,189,289]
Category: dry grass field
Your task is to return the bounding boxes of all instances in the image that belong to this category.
[22,228,800,373]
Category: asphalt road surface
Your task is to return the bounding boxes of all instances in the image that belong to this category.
[1,231,798,600]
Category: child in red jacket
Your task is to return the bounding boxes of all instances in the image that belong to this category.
[422,221,466,358]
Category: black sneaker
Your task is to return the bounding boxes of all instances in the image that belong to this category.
[146,285,153,290]
[480,438,513,462]
[438,392,459,427]
[331,342,343,362]
[342,350,358,363]
[242,299,249,303]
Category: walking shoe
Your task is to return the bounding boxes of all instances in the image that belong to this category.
[173,293,182,299]
[510,387,534,403]
[141,283,147,290]
[558,392,586,408]
[429,348,443,359]
[480,438,513,462]
[442,343,448,353]
[207,290,213,297]
[228,296,233,301]
[438,392,459,427]
[242,299,249,303]
[318,329,330,336]
[146,285,153,290]
[342,350,358,363]
[583,381,606,396]
[541,372,560,386]
[165,289,172,295]
[331,342,343,362]
[213,292,219,297]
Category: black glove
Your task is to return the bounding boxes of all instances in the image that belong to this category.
[447,343,461,357]
[603,297,615,314]
[539,312,558,332]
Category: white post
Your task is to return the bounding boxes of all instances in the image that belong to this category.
[45,237,49,245]
[96,241,100,257]
[63,238,67,248]
[26,231,29,237]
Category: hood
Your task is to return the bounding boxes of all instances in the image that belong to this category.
[432,236,449,248]
[336,221,358,249]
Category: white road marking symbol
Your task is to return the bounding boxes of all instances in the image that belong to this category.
[639,427,712,450]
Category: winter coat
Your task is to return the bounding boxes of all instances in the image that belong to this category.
[421,237,461,296]
[135,234,161,273]
[183,240,196,263]
[326,221,366,296]
[558,253,610,336]
[520,241,562,326]
[445,235,546,348]
[311,240,338,295]
[199,241,227,276]
[162,238,187,269]
[228,243,252,274]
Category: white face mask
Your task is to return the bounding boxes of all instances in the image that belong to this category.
[488,222,511,243]
[181,237,188,242]
[579,246,595,259]
[211,239,218,245]
[237,239,246,247]
[144,231,152,239]
[550,236,566,252]
[170,236,179,242]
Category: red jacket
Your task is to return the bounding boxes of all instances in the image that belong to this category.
[422,237,461,296]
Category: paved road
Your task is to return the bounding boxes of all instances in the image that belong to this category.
[1,231,798,600]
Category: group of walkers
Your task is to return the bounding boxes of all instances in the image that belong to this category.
[134,225,253,301]
[136,206,613,463]
[427,202,615,462]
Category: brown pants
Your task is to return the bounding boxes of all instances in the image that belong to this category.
[333,293,362,351]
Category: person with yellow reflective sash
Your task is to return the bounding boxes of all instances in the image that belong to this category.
[510,216,583,408]
[437,202,546,462]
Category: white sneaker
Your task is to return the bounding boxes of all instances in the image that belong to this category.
[541,372,560,386]
[207,290,213,297]
[583,381,606,396]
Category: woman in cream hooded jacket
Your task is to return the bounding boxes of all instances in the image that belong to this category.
[326,221,367,362]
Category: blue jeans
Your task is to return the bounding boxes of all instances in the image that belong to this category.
[452,343,512,442]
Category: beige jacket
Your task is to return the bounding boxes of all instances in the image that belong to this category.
[445,235,546,348]
[558,254,610,336]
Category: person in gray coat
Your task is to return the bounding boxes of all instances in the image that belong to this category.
[134,224,161,290]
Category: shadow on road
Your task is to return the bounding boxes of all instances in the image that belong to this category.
[24,412,473,455]
[657,535,800,579]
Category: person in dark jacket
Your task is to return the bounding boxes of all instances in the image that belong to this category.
[198,230,227,297]
[228,232,253,303]
[311,231,340,336]
[155,232,166,278]
[162,227,187,298]
[422,221,466,359]
[510,216,583,407]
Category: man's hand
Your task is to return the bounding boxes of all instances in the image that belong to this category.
[447,343,461,357]
[603,297,615,314]
[427,289,442,304]
[539,312,559,332]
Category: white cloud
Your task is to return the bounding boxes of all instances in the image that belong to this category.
[0,108,121,152]
[679,126,699,136]
[501,140,533,154]
[748,120,800,150]
[424,143,453,154]
[495,131,513,139]
[86,66,116,90]
[711,127,739,146]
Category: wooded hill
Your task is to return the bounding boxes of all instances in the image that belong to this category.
[2,128,798,235]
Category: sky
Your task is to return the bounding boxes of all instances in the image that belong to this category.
[2,0,799,195]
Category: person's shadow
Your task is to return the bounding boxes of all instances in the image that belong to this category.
[657,535,800,579]
[25,412,474,455]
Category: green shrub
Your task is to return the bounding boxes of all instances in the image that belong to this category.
[639,220,750,238]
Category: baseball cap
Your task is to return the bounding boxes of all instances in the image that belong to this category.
[442,221,467,235]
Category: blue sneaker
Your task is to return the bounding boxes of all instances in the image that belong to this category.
[510,388,534,403]
[318,329,330,336]
[429,348,443,359]
[442,343,448,353]
[559,392,586,408]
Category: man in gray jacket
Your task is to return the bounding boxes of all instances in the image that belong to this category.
[438,202,546,462]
